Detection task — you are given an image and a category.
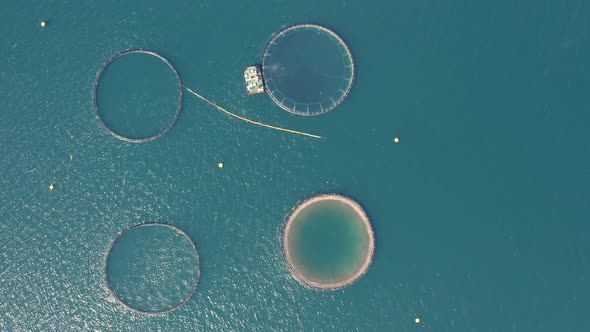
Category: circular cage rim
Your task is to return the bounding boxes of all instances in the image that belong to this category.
[281,193,375,291]
[104,222,200,315]
[262,24,355,116]
[93,49,183,143]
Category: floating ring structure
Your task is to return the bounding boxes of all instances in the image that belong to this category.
[262,24,355,116]
[93,49,183,143]
[282,194,374,291]
[104,223,200,315]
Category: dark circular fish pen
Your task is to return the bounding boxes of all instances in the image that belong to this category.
[104,223,200,315]
[93,49,183,143]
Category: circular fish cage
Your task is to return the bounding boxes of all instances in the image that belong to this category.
[104,223,200,314]
[93,49,183,143]
[282,194,374,291]
[262,24,355,116]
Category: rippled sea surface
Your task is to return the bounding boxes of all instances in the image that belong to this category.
[1,1,590,331]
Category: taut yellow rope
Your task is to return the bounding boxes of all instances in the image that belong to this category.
[183,85,323,139]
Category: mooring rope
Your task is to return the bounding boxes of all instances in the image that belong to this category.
[183,85,324,139]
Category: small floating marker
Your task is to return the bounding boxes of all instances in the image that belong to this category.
[393,137,400,143]
[415,317,421,324]
[40,21,46,28]
[48,184,54,190]
[218,162,224,168]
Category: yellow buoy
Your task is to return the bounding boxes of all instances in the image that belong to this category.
[393,137,400,143]
[48,184,54,190]
[218,162,224,168]
[415,318,420,324]
[40,21,46,27]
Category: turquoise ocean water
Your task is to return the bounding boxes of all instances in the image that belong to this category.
[1,0,590,331]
